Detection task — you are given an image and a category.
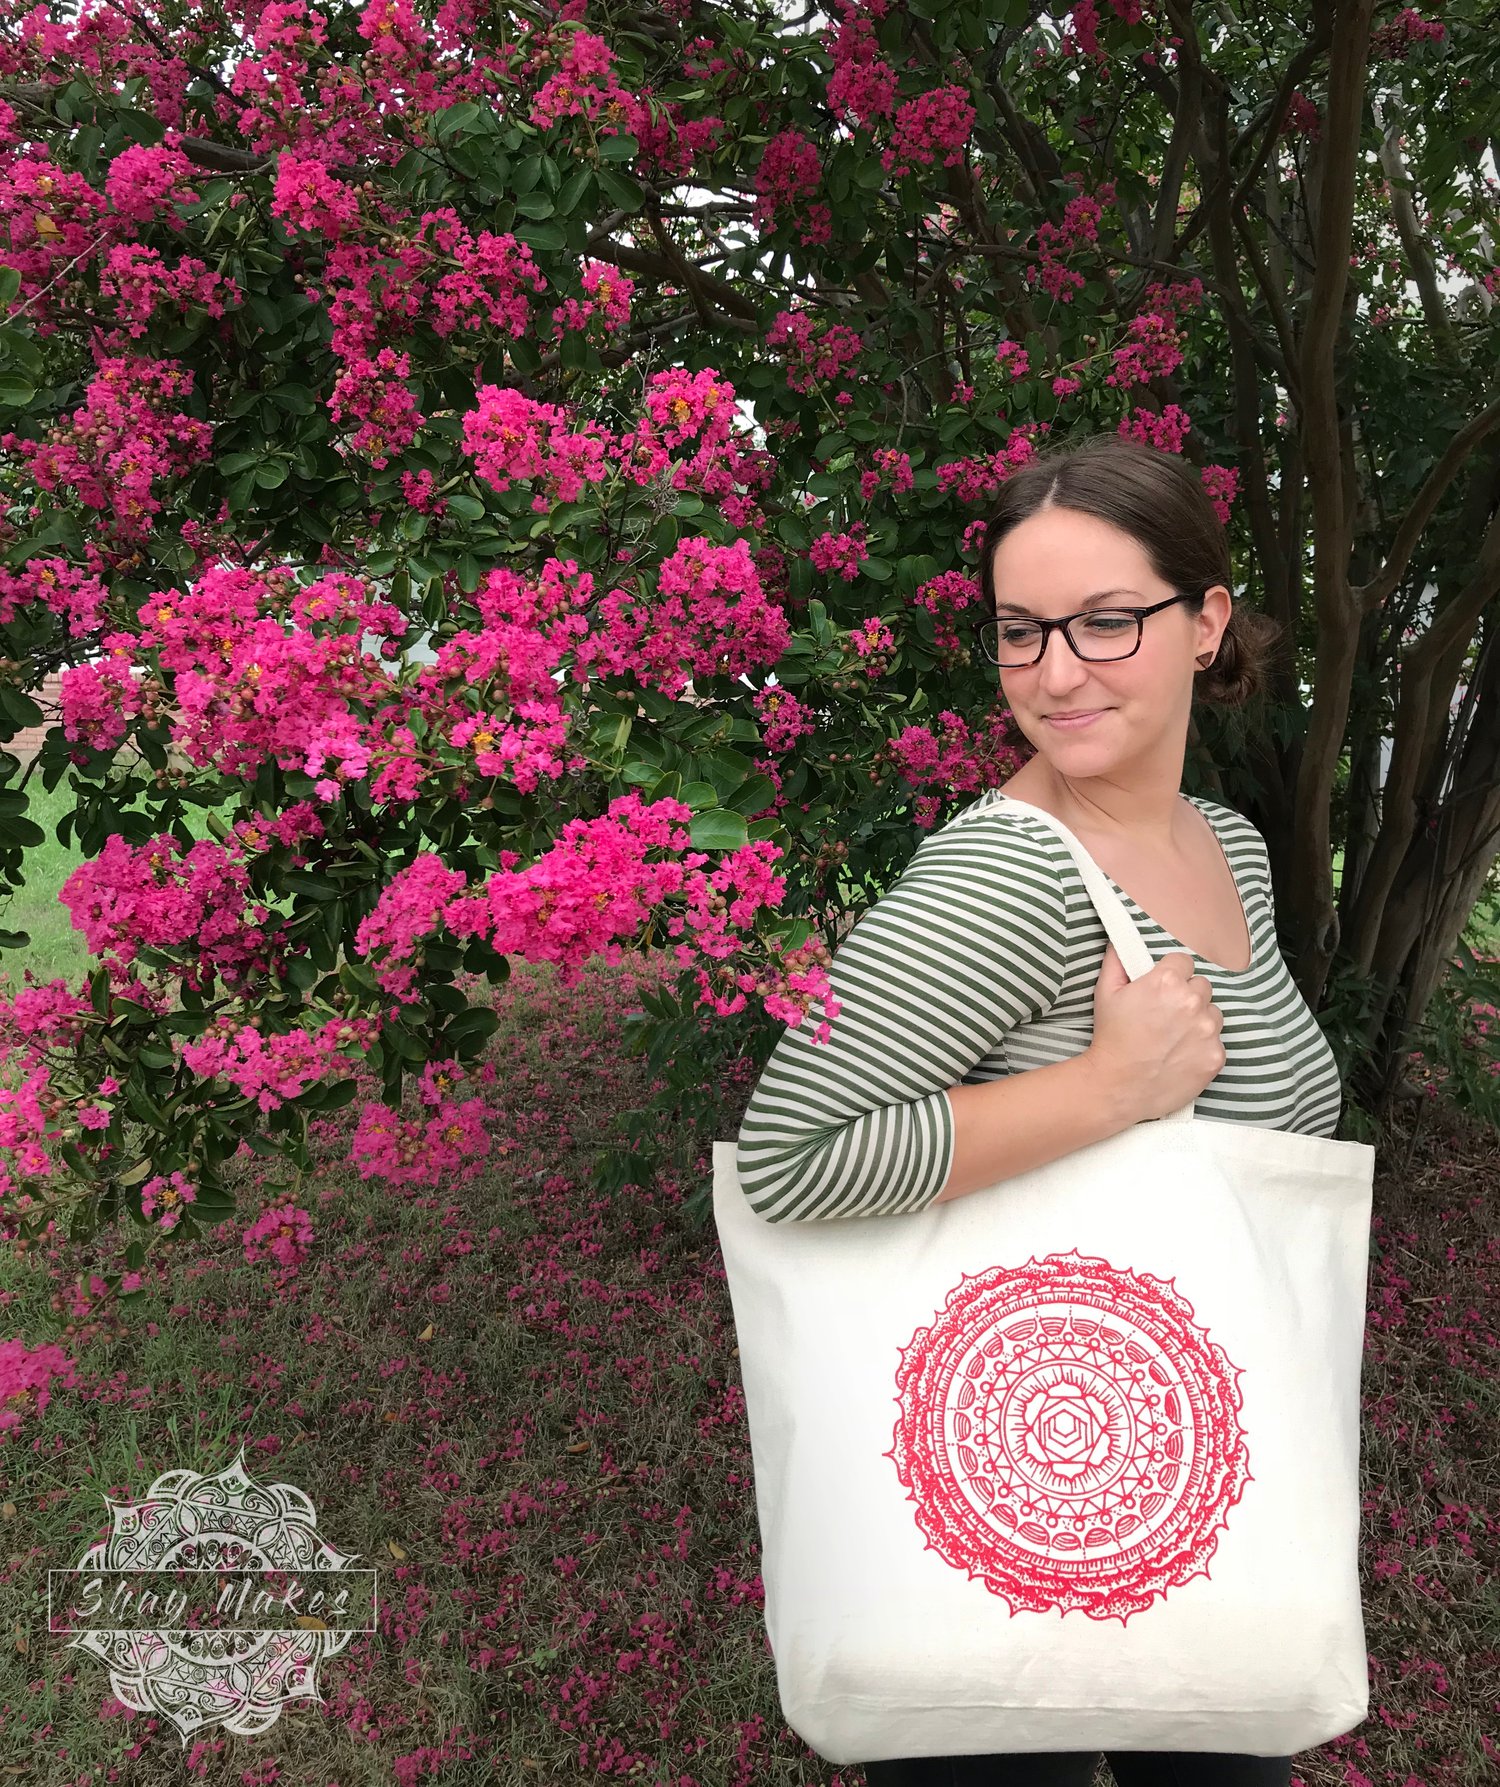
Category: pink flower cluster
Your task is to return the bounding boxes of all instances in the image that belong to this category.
[0,152,107,320]
[181,1015,380,1114]
[0,1338,76,1436]
[1282,93,1320,140]
[765,309,866,395]
[59,809,322,992]
[343,789,807,1033]
[994,340,1031,382]
[0,556,108,637]
[140,1169,195,1232]
[462,385,611,511]
[1030,180,1117,304]
[809,524,869,581]
[912,569,981,654]
[858,446,913,502]
[1117,403,1192,453]
[752,129,829,246]
[103,142,198,225]
[1104,310,1186,389]
[328,347,424,467]
[423,209,549,341]
[1063,0,1149,62]
[275,204,555,488]
[59,646,144,751]
[578,537,790,700]
[520,24,724,180]
[355,854,469,998]
[549,260,635,340]
[1,355,212,543]
[0,1063,56,1218]
[1200,464,1240,526]
[271,151,363,236]
[350,1093,489,1189]
[98,242,242,341]
[529,28,629,131]
[825,0,898,128]
[934,424,1048,505]
[242,1200,315,1269]
[881,86,975,178]
[750,684,815,755]
[1371,9,1446,60]
[136,566,410,792]
[462,364,774,535]
[847,613,896,672]
[884,707,1028,832]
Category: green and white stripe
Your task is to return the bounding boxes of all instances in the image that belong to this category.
[735,792,1345,1224]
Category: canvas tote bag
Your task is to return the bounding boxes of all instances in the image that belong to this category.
[712,791,1376,1764]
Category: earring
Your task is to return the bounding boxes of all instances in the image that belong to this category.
[1196,649,1218,668]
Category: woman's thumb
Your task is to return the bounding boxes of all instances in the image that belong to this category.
[1095,939,1127,987]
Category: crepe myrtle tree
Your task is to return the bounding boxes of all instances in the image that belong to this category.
[0,0,1493,1319]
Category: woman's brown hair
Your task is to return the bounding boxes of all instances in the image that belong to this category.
[976,434,1282,707]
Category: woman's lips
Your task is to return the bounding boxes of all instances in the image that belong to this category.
[1046,708,1110,729]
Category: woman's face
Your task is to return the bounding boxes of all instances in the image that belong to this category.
[989,505,1230,766]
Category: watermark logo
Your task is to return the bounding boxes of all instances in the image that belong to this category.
[48,1448,376,1742]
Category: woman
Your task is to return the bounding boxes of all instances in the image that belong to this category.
[735,435,1342,1786]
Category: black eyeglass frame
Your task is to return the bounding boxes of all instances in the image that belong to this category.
[978,591,1202,667]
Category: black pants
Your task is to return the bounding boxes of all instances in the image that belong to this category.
[862,1750,1293,1786]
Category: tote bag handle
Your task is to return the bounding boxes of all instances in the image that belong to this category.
[985,791,1197,1127]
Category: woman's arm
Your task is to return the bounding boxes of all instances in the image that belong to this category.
[935,1047,1140,1206]
[735,811,1078,1222]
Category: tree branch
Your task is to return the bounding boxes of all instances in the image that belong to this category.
[1372,94,1463,365]
[1170,17,1333,262]
[1354,394,1500,613]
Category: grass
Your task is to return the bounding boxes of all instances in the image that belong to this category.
[0,945,1494,1786]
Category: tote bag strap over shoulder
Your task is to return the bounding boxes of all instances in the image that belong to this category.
[983,791,1196,1127]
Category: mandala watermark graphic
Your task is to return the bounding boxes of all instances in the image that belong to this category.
[48,1448,377,1743]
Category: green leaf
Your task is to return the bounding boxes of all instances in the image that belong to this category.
[282,869,342,899]
[724,775,777,818]
[255,459,289,489]
[515,219,567,252]
[0,373,35,407]
[597,168,643,210]
[598,133,639,162]
[435,101,483,138]
[0,266,20,305]
[270,384,318,415]
[556,167,594,214]
[444,1006,501,1057]
[0,686,43,730]
[688,809,750,851]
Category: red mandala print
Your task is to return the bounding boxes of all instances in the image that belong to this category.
[888,1251,1252,1623]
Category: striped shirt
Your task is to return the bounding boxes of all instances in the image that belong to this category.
[735,790,1345,1223]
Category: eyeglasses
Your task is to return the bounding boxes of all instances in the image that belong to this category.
[977,592,1201,667]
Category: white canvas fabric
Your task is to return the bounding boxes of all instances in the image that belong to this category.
[713,792,1376,1765]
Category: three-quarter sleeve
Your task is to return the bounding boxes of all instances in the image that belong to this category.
[734,809,1070,1223]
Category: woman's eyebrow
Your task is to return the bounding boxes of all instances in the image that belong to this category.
[993,588,1145,616]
